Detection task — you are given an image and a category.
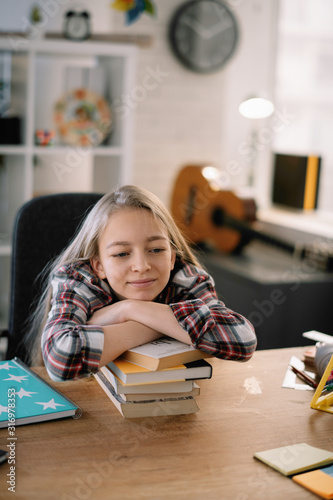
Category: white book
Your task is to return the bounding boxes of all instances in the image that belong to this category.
[94,372,199,418]
[120,383,200,402]
[302,330,333,344]
[120,336,211,371]
[100,365,194,395]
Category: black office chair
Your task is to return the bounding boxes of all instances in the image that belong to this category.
[3,192,103,364]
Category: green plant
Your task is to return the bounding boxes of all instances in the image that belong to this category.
[30,5,43,24]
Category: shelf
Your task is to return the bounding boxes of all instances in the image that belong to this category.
[0,37,136,329]
[0,37,138,57]
[258,207,333,241]
[0,145,28,154]
[32,146,124,156]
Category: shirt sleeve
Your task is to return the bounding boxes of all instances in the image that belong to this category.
[41,271,105,381]
[169,268,257,361]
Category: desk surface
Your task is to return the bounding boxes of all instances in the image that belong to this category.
[200,241,333,285]
[0,347,332,500]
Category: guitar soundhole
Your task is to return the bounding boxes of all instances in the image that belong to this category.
[212,207,225,227]
[184,186,197,225]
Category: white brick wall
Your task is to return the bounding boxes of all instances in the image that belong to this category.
[1,0,277,209]
[114,0,229,207]
[112,0,278,208]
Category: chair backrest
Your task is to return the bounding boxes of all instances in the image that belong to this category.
[7,192,103,363]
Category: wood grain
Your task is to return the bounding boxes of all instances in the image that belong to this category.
[0,347,331,499]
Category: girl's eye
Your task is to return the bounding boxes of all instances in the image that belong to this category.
[113,252,129,258]
[149,248,165,254]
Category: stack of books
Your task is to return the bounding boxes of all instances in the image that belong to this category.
[94,337,212,418]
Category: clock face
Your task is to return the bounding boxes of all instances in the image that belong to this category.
[169,0,238,73]
[64,12,91,41]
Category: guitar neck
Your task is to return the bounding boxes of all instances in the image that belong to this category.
[212,207,296,255]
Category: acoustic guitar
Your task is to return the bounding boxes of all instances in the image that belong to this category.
[171,165,333,272]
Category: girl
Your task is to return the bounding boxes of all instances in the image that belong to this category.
[35,185,256,381]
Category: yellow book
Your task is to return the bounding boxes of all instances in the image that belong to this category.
[107,358,212,386]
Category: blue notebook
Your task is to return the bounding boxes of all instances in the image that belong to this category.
[0,358,81,428]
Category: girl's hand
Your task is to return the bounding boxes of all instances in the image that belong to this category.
[87,301,130,326]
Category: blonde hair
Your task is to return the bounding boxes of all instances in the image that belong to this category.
[28,185,201,364]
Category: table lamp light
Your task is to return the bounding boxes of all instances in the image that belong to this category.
[239,96,274,186]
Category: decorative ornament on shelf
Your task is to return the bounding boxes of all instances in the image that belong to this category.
[28,4,45,40]
[53,88,112,147]
[63,9,91,41]
[35,129,55,146]
[111,0,156,25]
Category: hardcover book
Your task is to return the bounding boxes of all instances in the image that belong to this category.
[272,153,321,210]
[107,358,212,386]
[119,383,200,402]
[94,371,199,418]
[120,337,211,371]
[100,366,195,395]
[0,358,81,428]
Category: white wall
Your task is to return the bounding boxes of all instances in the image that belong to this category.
[1,0,278,208]
[273,0,333,213]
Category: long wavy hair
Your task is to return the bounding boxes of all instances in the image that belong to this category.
[28,185,201,365]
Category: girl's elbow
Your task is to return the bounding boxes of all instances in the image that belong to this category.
[240,331,257,361]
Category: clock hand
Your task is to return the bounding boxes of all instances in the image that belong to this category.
[181,17,209,39]
[202,19,234,39]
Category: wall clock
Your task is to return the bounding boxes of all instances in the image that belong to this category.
[63,10,91,41]
[169,0,239,73]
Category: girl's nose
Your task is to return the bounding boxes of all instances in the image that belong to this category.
[131,252,151,272]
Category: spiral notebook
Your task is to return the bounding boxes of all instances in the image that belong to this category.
[0,358,81,428]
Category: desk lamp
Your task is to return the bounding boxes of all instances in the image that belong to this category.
[239,96,274,186]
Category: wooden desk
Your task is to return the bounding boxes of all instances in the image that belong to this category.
[0,347,331,500]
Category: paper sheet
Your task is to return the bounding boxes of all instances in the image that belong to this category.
[282,356,316,391]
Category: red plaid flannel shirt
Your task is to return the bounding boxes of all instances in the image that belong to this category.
[42,261,256,381]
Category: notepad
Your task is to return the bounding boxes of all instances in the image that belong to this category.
[293,464,333,499]
[254,443,333,476]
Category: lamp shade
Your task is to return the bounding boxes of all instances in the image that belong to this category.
[239,97,274,119]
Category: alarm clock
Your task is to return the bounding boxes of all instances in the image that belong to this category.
[63,10,91,41]
[169,0,239,73]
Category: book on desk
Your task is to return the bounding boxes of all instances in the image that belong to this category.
[0,358,81,428]
[94,338,212,418]
[119,336,212,370]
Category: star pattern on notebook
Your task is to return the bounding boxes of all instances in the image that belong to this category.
[15,388,38,399]
[0,359,78,426]
[0,362,18,371]
[34,398,66,410]
[3,373,29,383]
[0,404,8,415]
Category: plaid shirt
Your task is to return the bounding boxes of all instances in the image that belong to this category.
[42,261,256,381]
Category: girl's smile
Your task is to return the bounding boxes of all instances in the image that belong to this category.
[91,208,176,301]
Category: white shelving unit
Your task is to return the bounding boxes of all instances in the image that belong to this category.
[0,37,137,329]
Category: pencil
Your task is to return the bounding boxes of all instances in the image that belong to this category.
[290,365,318,389]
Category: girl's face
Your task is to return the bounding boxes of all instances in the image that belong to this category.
[91,208,176,301]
